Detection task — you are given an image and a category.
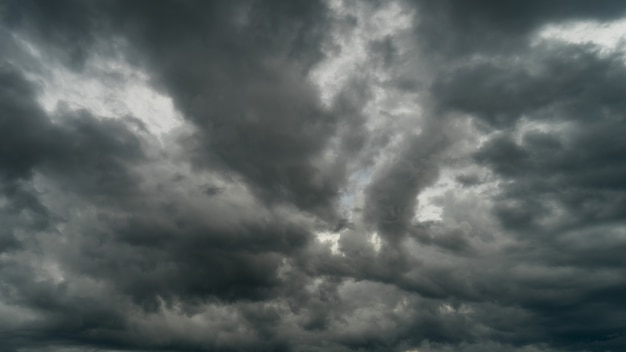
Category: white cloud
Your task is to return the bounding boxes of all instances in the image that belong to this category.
[536,18,626,53]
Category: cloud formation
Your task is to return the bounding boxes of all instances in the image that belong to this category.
[1,1,626,351]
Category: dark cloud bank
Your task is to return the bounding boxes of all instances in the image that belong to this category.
[1,1,626,351]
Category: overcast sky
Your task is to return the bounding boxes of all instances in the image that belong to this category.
[2,1,626,351]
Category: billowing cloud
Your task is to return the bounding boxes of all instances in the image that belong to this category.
[1,1,626,351]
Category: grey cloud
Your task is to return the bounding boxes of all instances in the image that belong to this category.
[2,1,626,352]
[433,45,626,127]
[411,0,626,57]
[4,0,342,219]
[428,31,626,352]
[363,117,447,242]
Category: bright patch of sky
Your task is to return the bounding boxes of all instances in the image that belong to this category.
[536,18,626,53]
[316,231,341,255]
[12,34,182,138]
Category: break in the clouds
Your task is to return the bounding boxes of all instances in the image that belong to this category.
[1,1,626,351]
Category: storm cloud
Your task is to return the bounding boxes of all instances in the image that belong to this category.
[1,1,626,351]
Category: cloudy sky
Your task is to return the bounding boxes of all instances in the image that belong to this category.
[1,1,626,351]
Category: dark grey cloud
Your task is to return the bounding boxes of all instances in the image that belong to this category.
[424,22,626,352]
[3,0,342,218]
[2,1,626,352]
[410,0,626,56]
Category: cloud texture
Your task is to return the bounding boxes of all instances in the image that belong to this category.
[1,0,626,351]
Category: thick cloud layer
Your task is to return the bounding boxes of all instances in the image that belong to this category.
[1,1,626,351]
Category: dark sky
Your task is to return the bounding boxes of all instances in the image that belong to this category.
[2,1,626,351]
